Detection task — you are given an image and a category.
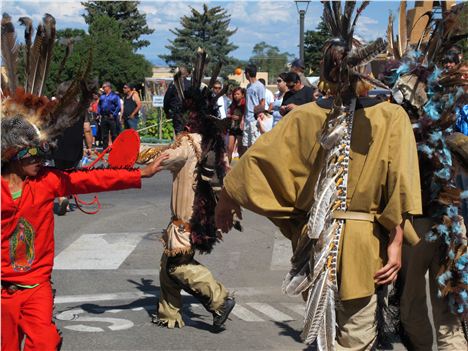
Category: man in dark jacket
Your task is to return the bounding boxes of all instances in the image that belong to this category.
[163,66,191,135]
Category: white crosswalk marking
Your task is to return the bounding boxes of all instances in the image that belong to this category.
[281,303,305,317]
[231,304,265,322]
[246,303,294,321]
[54,233,146,270]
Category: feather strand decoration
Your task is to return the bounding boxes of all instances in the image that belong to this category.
[282,260,313,297]
[341,1,355,41]
[173,70,185,102]
[348,1,369,46]
[317,287,336,350]
[301,269,331,344]
[18,17,33,92]
[1,13,19,95]
[308,176,338,239]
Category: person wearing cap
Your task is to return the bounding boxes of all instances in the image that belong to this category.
[290,58,313,88]
[279,72,315,116]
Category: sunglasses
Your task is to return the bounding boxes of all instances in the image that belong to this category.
[286,83,296,88]
[277,79,283,83]
[213,86,222,90]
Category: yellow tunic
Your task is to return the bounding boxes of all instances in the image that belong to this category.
[224,99,422,300]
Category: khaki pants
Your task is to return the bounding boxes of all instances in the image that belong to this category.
[157,253,228,328]
[400,218,466,350]
[336,294,379,351]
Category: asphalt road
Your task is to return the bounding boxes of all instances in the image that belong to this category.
[52,170,408,351]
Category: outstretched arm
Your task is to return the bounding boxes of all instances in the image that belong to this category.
[51,153,168,197]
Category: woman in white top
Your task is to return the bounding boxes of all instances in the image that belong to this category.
[271,73,289,127]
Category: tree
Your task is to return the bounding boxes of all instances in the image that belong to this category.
[249,42,292,83]
[304,19,331,75]
[82,1,154,50]
[160,4,237,76]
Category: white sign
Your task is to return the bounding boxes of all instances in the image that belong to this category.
[152,95,164,107]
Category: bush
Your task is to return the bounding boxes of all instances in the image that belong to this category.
[139,106,174,141]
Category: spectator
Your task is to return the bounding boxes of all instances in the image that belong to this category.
[272,72,289,126]
[226,87,246,162]
[257,112,273,135]
[258,78,274,113]
[164,66,191,134]
[122,83,142,130]
[290,58,312,88]
[88,93,100,146]
[212,80,230,119]
[97,82,121,149]
[242,64,265,152]
[280,72,315,116]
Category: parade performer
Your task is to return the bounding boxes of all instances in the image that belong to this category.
[386,3,468,349]
[1,13,167,351]
[138,49,236,330]
[216,2,422,349]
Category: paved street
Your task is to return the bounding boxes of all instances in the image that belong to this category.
[53,170,407,351]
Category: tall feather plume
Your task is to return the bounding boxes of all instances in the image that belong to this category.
[386,12,398,59]
[191,48,206,90]
[208,61,222,89]
[1,13,19,95]
[321,1,340,36]
[173,70,185,102]
[332,1,342,31]
[35,13,56,96]
[56,36,81,81]
[27,20,45,94]
[18,17,33,91]
[398,1,408,56]
[349,1,369,46]
[348,37,387,67]
[341,0,355,41]
[1,73,8,95]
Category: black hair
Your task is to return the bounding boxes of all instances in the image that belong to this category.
[244,64,257,77]
[443,52,460,65]
[258,78,266,86]
[284,72,300,84]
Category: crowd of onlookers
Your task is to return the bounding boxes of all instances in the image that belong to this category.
[164,59,321,161]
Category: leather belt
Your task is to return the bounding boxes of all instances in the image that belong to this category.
[332,210,375,222]
[172,218,191,232]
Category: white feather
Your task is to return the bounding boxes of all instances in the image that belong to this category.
[282,261,314,297]
[301,269,330,344]
[308,177,337,239]
[316,287,336,351]
[312,222,338,280]
[321,123,347,149]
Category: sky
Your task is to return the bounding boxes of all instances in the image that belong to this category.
[2,0,406,66]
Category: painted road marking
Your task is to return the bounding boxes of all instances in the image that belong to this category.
[54,233,146,270]
[270,232,292,271]
[56,308,134,332]
[246,303,294,321]
[231,304,265,322]
[55,287,284,304]
[281,303,305,317]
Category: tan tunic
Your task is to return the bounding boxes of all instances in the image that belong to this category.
[224,99,422,300]
[159,133,202,256]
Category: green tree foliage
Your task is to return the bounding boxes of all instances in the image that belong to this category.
[160,4,238,76]
[249,42,292,83]
[81,0,154,50]
[304,19,331,75]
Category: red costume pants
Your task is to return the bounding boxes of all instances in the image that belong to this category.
[1,281,62,351]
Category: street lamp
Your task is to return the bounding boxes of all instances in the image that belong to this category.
[295,0,310,62]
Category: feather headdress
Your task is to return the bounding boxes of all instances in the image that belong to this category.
[389,3,468,318]
[1,13,94,162]
[282,2,388,348]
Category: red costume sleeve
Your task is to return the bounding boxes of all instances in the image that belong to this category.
[44,168,142,197]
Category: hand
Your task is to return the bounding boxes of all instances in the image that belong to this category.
[215,188,242,233]
[374,225,403,285]
[140,153,169,178]
[286,104,297,111]
[280,106,288,116]
[84,148,92,157]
